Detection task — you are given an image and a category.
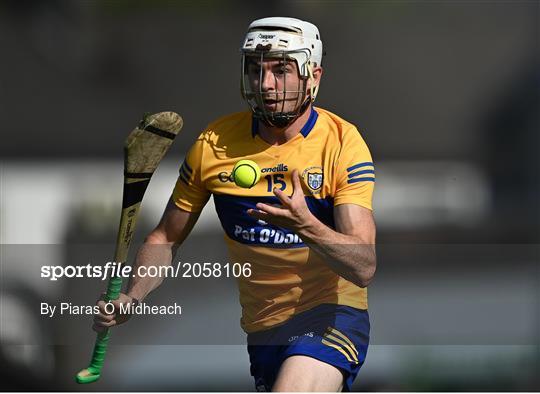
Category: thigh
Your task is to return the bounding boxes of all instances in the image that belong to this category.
[247,344,281,391]
[272,355,344,392]
[247,304,370,392]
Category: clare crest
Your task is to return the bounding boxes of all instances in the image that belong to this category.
[308,172,323,191]
[302,166,324,194]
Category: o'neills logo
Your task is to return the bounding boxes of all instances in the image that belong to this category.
[261,164,288,173]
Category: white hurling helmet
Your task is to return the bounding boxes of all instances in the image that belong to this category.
[240,17,324,128]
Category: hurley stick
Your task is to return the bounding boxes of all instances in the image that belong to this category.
[75,111,183,384]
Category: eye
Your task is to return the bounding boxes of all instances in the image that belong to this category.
[275,65,292,75]
[283,64,295,73]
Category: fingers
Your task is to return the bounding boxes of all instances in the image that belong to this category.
[93,317,116,333]
[273,187,292,206]
[92,318,119,332]
[95,311,115,323]
[96,299,113,315]
[274,170,303,202]
[255,202,288,216]
[111,299,123,310]
[247,208,269,221]
[247,202,286,218]
[92,294,133,333]
[247,170,305,225]
[93,300,115,331]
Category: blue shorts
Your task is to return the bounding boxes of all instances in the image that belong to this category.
[247,304,370,391]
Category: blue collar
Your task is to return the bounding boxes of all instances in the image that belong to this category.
[251,107,319,138]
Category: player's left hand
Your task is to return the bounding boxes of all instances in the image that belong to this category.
[247,169,315,231]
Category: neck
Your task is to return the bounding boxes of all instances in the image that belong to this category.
[257,104,313,146]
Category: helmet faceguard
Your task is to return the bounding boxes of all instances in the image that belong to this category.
[240,17,323,128]
[241,49,312,128]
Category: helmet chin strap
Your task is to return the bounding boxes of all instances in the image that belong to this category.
[256,63,317,128]
[307,63,319,102]
[257,98,311,128]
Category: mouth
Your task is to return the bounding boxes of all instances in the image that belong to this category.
[262,98,279,109]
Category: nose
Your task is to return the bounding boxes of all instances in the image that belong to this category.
[261,70,276,92]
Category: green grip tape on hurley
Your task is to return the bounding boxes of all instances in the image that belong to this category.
[88,331,111,372]
[75,275,124,384]
[105,275,123,301]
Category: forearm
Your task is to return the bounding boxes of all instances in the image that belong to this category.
[126,238,177,301]
[125,201,200,301]
[296,218,376,287]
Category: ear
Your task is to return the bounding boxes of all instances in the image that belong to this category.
[308,65,323,89]
[312,66,323,83]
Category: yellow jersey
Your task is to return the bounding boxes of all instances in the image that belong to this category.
[172,107,375,333]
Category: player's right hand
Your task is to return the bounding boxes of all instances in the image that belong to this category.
[92,292,136,333]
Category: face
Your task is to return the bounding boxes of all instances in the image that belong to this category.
[245,56,307,114]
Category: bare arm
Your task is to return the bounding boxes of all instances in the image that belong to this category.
[93,198,200,332]
[248,170,376,287]
[126,198,201,301]
[296,203,376,287]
